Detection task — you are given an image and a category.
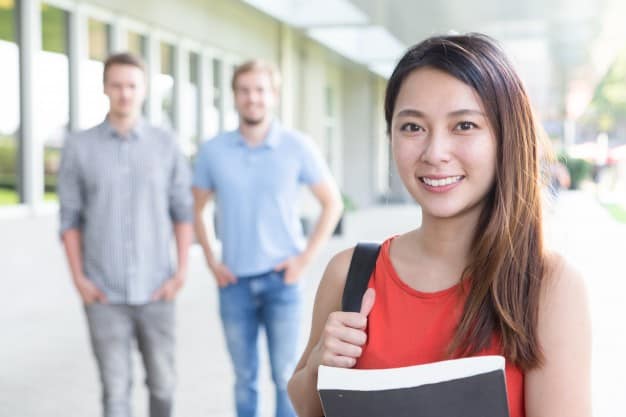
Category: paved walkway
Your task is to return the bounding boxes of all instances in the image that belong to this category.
[0,191,623,416]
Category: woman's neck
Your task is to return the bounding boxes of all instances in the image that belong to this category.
[390,211,480,292]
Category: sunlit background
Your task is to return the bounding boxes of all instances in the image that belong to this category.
[1,0,625,416]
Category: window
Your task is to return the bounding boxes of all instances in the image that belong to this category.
[127,31,147,60]
[203,57,222,138]
[181,51,200,155]
[0,0,20,204]
[324,85,335,164]
[224,63,238,131]
[155,42,175,129]
[39,3,70,200]
[80,18,111,129]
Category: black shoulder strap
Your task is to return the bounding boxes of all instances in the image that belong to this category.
[341,242,381,312]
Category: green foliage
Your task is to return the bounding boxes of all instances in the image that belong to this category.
[586,46,626,131]
[0,3,15,43]
[0,188,18,205]
[342,193,357,212]
[604,203,626,224]
[0,136,59,192]
[563,156,593,189]
[0,136,17,180]
[41,4,69,54]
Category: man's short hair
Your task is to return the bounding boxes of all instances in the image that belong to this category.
[232,59,281,91]
[103,52,146,83]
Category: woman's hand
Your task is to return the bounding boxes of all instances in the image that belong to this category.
[311,288,376,368]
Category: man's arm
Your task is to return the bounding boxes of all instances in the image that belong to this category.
[152,222,193,301]
[153,146,194,301]
[276,180,343,283]
[57,137,107,304]
[192,187,236,287]
[61,229,107,303]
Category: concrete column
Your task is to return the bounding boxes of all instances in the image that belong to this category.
[145,32,160,125]
[173,43,184,135]
[341,69,375,208]
[278,23,295,129]
[219,58,231,132]
[198,52,213,139]
[19,0,43,206]
[68,5,87,133]
[110,16,126,53]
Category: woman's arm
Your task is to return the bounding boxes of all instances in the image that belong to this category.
[288,247,374,417]
[525,253,592,417]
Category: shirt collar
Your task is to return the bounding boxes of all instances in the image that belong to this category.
[234,119,281,149]
[102,115,147,141]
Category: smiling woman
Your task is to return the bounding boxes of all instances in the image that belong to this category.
[391,67,497,217]
[288,33,592,417]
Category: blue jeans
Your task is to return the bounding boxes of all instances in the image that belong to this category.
[219,270,301,417]
[84,301,175,417]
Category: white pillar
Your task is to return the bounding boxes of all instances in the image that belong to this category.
[69,5,87,132]
[146,32,160,125]
[279,23,295,129]
[19,0,43,206]
[173,43,185,136]
[110,16,126,53]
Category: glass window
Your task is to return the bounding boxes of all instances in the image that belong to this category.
[88,18,110,61]
[79,18,111,129]
[39,3,70,200]
[127,31,147,59]
[324,86,335,164]
[155,42,175,129]
[181,52,200,155]
[126,31,147,116]
[224,63,238,131]
[0,0,20,205]
[203,57,222,138]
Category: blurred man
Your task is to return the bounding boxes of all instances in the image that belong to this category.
[192,59,342,417]
[58,52,193,417]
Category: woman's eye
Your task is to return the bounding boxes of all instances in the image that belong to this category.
[455,121,478,131]
[400,123,422,132]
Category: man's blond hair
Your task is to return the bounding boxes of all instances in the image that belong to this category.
[232,59,281,91]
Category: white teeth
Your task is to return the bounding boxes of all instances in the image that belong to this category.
[422,176,462,187]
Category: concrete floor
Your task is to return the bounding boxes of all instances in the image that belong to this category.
[0,191,624,417]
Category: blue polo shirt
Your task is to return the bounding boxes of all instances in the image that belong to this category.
[193,121,330,277]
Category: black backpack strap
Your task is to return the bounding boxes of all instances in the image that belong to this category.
[341,242,381,312]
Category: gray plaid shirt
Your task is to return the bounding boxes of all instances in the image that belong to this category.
[58,118,192,304]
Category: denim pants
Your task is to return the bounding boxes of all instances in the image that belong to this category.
[219,270,301,417]
[84,301,176,417]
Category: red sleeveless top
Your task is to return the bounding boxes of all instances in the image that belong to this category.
[355,238,525,417]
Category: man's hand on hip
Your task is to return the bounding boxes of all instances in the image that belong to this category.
[75,276,108,304]
[274,254,310,284]
[209,262,237,288]
[152,271,186,301]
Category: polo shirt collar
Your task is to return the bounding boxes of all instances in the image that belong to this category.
[102,115,147,141]
[235,119,281,148]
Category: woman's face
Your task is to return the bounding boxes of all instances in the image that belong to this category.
[391,67,497,222]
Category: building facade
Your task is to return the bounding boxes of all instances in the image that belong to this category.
[0,0,399,218]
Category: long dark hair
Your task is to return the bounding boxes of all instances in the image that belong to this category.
[385,33,546,370]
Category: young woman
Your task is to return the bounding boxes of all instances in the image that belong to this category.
[287,33,591,417]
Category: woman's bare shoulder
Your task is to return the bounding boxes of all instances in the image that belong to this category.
[542,250,587,300]
[317,247,355,295]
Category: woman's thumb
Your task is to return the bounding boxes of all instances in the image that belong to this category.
[359,288,376,316]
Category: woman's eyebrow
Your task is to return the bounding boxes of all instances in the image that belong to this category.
[447,109,485,117]
[395,108,485,118]
[395,109,426,118]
